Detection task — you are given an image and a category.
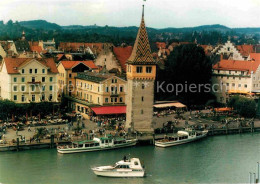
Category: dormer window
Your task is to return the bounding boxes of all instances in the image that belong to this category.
[42,69,45,74]
[137,66,143,73]
[21,69,25,74]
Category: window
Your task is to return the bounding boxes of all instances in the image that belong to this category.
[120,97,123,102]
[142,96,144,101]
[141,109,144,114]
[105,87,109,92]
[120,86,123,92]
[136,66,143,73]
[49,94,53,101]
[146,66,152,73]
[31,85,35,91]
[50,77,53,82]
[29,69,32,74]
[111,98,114,103]
[98,97,100,103]
[227,47,230,51]
[35,69,37,74]
[233,77,235,79]
[229,71,231,74]
[241,71,244,75]
[238,84,241,87]
[105,98,109,103]
[32,77,35,83]
[13,86,17,91]
[32,95,35,102]
[21,69,25,74]
[21,77,25,82]
[42,86,45,91]
[49,85,53,91]
[21,95,25,102]
[98,87,100,92]
[69,81,72,85]
[42,77,45,82]
[42,69,45,74]
[142,84,145,89]
[69,73,72,78]
[41,94,45,101]
[13,77,17,82]
[232,83,235,87]
[21,85,25,92]
[14,95,17,101]
[244,84,247,88]
[114,98,117,103]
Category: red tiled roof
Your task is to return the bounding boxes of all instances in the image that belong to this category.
[91,106,126,115]
[113,46,132,72]
[61,61,98,70]
[29,41,39,46]
[3,58,58,74]
[30,46,42,53]
[56,54,66,61]
[156,42,166,49]
[236,45,254,57]
[213,59,260,73]
[248,53,260,61]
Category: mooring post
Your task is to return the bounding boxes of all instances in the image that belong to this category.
[50,134,54,148]
[253,173,256,184]
[16,137,19,151]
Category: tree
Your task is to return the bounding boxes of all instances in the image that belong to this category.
[228,96,256,118]
[155,44,214,105]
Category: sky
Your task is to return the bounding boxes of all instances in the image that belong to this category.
[0,0,259,28]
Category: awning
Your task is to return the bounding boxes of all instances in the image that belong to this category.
[228,90,249,94]
[91,106,126,115]
[214,107,232,112]
[153,102,186,108]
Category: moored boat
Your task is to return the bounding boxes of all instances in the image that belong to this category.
[57,135,137,154]
[155,129,208,148]
[92,157,145,177]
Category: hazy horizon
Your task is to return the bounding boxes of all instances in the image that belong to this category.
[0,0,259,29]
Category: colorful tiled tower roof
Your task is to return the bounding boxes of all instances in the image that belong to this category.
[127,5,155,65]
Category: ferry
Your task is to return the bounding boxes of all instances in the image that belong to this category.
[155,129,208,148]
[92,157,145,177]
[57,136,137,154]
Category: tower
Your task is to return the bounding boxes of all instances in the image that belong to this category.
[125,5,156,132]
[21,31,26,40]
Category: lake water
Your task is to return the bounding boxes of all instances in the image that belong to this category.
[0,133,259,184]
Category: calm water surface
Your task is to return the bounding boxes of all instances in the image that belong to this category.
[0,133,260,184]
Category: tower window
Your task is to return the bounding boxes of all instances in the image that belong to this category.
[141,109,144,114]
[136,66,143,73]
[142,96,144,101]
[146,67,152,73]
[142,84,145,89]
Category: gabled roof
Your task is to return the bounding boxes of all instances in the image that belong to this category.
[30,46,42,53]
[61,61,98,70]
[213,59,260,73]
[127,7,155,64]
[236,45,254,57]
[15,40,31,52]
[113,46,132,72]
[248,53,260,61]
[3,58,58,74]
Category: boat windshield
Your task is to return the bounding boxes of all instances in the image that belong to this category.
[114,165,130,169]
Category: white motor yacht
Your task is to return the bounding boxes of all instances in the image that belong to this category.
[92,157,145,177]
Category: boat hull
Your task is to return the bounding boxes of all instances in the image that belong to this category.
[155,134,207,148]
[93,170,145,178]
[57,140,137,154]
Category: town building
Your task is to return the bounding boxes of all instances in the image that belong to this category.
[0,58,59,103]
[57,61,99,97]
[212,59,260,103]
[38,39,56,52]
[212,40,255,60]
[68,72,127,119]
[125,6,157,132]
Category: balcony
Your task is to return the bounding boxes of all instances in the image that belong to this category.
[27,81,41,84]
[110,92,119,97]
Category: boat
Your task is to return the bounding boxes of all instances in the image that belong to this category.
[155,129,208,148]
[57,135,137,154]
[92,157,145,177]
